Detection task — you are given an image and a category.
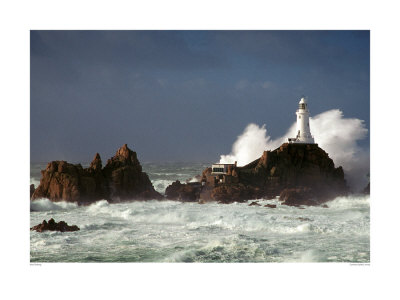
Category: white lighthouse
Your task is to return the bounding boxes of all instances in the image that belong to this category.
[288,97,315,144]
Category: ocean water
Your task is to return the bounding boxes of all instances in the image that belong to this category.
[30,162,370,263]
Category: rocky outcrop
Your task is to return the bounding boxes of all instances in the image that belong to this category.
[279,187,318,206]
[31,144,162,204]
[30,184,35,198]
[30,218,79,232]
[165,180,201,202]
[102,144,162,201]
[238,143,347,200]
[166,143,348,206]
[209,184,262,204]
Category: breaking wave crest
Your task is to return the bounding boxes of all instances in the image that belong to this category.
[30,198,79,211]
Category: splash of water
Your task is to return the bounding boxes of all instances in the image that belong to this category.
[219,109,369,191]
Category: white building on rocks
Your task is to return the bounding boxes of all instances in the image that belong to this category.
[288,97,315,144]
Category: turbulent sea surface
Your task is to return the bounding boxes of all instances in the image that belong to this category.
[30,162,370,263]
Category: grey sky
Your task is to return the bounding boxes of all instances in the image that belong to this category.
[30,30,369,163]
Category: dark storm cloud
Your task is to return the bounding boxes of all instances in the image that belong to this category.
[31,30,369,163]
[31,31,227,71]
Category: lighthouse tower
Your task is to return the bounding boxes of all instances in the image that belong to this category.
[288,97,315,144]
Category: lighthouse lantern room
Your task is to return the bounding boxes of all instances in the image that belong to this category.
[288,97,315,144]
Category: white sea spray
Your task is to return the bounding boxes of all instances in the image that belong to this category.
[220,109,369,190]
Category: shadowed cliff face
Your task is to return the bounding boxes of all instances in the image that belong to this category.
[31,144,162,204]
[238,143,348,199]
[165,143,348,205]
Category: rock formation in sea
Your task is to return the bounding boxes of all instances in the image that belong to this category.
[31,144,162,204]
[165,143,348,206]
[30,218,80,232]
[165,180,201,202]
[30,184,35,198]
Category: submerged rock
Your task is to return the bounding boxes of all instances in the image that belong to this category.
[31,144,162,204]
[30,218,80,232]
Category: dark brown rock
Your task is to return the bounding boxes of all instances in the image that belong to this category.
[264,204,276,208]
[103,144,162,202]
[249,201,261,206]
[31,161,83,202]
[31,144,162,204]
[279,187,319,206]
[30,218,80,232]
[240,143,347,198]
[209,184,262,204]
[30,184,35,199]
[89,153,102,171]
[165,180,201,202]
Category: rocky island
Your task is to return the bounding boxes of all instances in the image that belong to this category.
[165,142,348,206]
[30,218,80,232]
[31,142,347,207]
[31,144,162,204]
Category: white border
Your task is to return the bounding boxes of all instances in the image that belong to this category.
[1,0,399,299]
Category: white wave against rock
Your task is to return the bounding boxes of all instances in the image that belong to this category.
[220,109,369,191]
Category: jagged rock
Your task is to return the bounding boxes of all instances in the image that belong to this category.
[31,144,162,204]
[30,218,79,232]
[103,144,162,202]
[249,201,261,206]
[165,180,201,202]
[30,184,35,198]
[31,161,84,202]
[89,153,102,171]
